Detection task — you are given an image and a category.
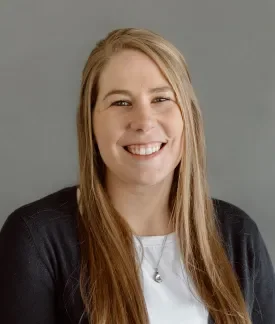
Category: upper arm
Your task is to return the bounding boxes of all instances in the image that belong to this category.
[251,224,275,323]
[0,211,56,323]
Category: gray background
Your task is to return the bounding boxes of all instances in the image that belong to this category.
[0,0,274,263]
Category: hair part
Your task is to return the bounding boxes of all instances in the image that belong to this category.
[76,28,252,324]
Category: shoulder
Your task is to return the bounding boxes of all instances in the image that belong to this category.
[211,198,262,270]
[2,185,79,235]
[1,184,79,247]
[0,185,80,279]
[212,198,275,318]
[212,197,259,240]
[212,198,274,282]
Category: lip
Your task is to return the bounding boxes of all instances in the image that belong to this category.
[123,142,167,160]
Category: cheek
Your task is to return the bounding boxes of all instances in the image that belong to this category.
[165,109,184,160]
[93,115,110,155]
[93,114,121,157]
[165,107,184,140]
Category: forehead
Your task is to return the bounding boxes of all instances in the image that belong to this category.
[97,49,169,96]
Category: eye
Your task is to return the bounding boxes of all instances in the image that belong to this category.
[111,100,131,107]
[153,97,170,103]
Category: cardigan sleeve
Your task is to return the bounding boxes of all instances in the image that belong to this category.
[0,210,57,324]
[251,223,275,323]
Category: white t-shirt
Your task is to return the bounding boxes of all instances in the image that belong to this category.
[133,232,209,324]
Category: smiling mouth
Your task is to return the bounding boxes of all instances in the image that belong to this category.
[123,143,166,156]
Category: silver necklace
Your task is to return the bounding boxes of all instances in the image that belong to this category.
[137,234,168,284]
[153,234,168,283]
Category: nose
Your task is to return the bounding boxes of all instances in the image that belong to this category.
[128,102,155,133]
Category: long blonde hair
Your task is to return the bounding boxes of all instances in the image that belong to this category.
[76,28,251,324]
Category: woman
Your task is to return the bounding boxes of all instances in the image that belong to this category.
[0,28,274,324]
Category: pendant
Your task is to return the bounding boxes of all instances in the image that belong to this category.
[154,270,162,283]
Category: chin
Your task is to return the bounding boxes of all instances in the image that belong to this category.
[129,173,170,187]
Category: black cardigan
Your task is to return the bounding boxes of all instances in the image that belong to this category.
[0,186,274,323]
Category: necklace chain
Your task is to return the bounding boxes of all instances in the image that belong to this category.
[155,234,168,269]
[136,233,169,283]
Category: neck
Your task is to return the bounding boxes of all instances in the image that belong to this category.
[105,172,174,236]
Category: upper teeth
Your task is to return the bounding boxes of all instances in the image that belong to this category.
[127,144,162,155]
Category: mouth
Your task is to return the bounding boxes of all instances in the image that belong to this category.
[123,142,167,156]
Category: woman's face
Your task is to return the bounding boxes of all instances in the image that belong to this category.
[93,49,184,186]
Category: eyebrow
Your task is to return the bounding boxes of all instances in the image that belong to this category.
[102,86,173,101]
